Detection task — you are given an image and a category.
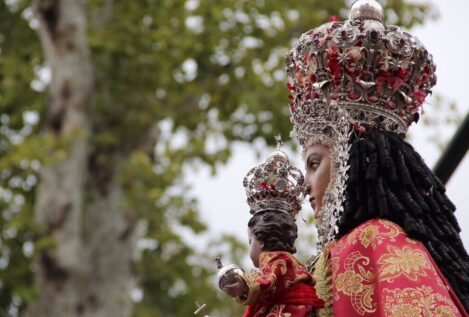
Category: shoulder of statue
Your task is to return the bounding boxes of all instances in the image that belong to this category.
[354,218,405,234]
[259,251,294,268]
[331,218,412,258]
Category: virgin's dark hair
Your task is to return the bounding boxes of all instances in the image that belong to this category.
[338,128,469,311]
[248,211,298,254]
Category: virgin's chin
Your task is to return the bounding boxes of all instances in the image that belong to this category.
[313,206,323,217]
[314,210,324,223]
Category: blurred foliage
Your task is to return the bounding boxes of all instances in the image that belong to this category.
[0,0,436,316]
[420,94,463,150]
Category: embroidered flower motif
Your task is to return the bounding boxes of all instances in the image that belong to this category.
[344,220,400,249]
[383,286,459,317]
[378,245,431,282]
[264,305,294,317]
[336,270,364,295]
[435,306,457,317]
[389,304,421,317]
[358,224,380,248]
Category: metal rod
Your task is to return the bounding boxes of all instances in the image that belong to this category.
[433,112,469,184]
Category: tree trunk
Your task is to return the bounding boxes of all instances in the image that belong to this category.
[26,1,138,316]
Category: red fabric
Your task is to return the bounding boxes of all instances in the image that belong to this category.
[328,218,469,317]
[241,252,323,317]
[277,282,324,306]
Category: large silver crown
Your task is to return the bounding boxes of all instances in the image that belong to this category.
[286,0,437,146]
[243,136,305,216]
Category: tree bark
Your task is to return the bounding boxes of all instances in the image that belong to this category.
[26,1,138,316]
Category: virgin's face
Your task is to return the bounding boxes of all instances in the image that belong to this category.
[248,229,263,268]
[304,144,332,221]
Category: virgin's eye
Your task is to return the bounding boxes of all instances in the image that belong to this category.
[309,161,319,171]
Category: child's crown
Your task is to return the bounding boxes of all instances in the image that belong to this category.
[243,135,305,217]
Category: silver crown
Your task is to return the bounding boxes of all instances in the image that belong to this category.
[243,135,305,216]
[286,0,437,147]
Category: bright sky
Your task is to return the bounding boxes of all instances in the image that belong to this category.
[188,0,469,254]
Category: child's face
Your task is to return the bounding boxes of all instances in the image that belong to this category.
[248,229,263,268]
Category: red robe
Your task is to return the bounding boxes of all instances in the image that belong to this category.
[239,251,324,317]
[313,218,469,317]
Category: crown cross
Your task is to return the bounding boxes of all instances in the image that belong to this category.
[275,134,284,150]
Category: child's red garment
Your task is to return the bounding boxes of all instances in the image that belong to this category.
[238,251,324,317]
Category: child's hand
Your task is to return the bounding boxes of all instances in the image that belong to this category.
[222,274,248,298]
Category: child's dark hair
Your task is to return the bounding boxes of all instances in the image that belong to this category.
[248,211,298,254]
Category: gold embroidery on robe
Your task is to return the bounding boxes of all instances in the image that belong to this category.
[378,245,431,282]
[312,242,334,317]
[335,251,376,315]
[328,219,466,316]
[357,220,400,249]
[382,286,459,317]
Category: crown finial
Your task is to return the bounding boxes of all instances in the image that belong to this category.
[349,0,384,21]
[274,134,284,150]
[267,135,288,164]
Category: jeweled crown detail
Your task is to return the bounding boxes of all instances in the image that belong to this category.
[286,0,436,146]
[243,136,305,216]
